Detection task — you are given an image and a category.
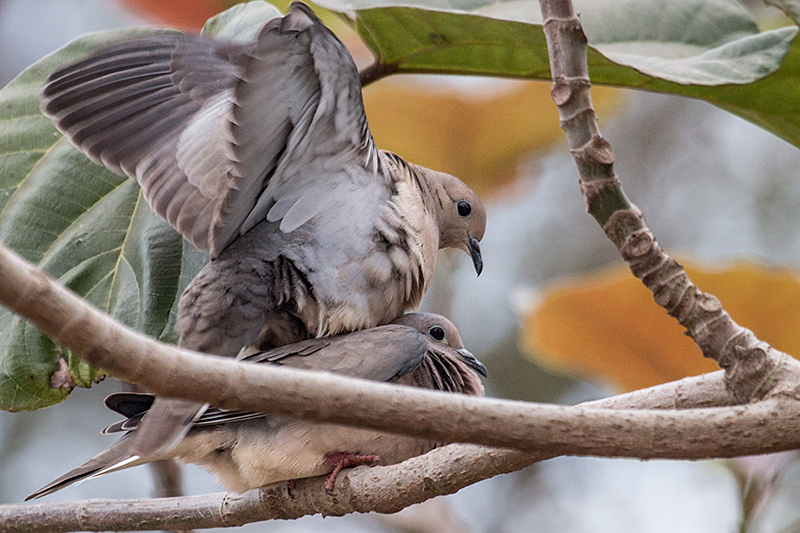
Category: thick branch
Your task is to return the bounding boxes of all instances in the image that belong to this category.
[0,251,756,533]
[1,243,799,460]
[0,242,796,529]
[538,0,800,402]
[0,373,740,533]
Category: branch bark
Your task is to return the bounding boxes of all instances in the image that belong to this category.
[2,243,800,459]
[539,0,800,403]
[0,235,798,531]
[0,373,742,533]
[358,61,398,87]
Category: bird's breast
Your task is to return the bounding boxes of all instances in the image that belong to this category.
[286,181,437,336]
[183,417,437,493]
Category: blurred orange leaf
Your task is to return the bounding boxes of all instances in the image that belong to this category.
[118,0,235,29]
[364,79,620,199]
[519,261,800,392]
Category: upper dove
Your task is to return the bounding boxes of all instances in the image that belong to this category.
[41,2,485,458]
[26,313,486,499]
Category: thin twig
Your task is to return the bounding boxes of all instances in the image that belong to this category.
[358,61,398,86]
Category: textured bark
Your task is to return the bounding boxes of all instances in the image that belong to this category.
[539,0,800,402]
[2,225,800,531]
[359,61,398,87]
[0,372,753,533]
[2,243,800,460]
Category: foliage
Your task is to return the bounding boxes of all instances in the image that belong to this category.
[520,261,800,391]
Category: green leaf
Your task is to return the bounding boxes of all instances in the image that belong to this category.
[584,0,794,85]
[353,7,552,78]
[322,0,800,146]
[0,3,277,411]
[330,0,795,84]
[202,0,282,42]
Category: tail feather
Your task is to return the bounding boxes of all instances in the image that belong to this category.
[128,397,208,458]
[104,392,155,419]
[26,434,141,500]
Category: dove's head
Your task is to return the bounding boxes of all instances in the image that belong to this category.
[392,312,488,378]
[384,153,486,276]
[426,169,486,276]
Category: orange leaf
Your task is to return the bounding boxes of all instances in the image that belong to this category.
[118,0,234,30]
[363,79,621,199]
[519,261,800,392]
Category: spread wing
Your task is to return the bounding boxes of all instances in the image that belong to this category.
[41,3,380,257]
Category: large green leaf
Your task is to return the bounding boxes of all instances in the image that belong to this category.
[320,0,800,146]
[0,2,279,411]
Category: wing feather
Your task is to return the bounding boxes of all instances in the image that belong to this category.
[42,4,383,257]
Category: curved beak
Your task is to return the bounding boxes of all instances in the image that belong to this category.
[457,348,487,377]
[468,234,483,276]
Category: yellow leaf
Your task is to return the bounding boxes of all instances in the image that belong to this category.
[519,261,800,392]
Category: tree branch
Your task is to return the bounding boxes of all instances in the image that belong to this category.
[538,0,800,403]
[0,239,799,531]
[1,243,800,459]
[358,61,398,87]
[0,372,743,533]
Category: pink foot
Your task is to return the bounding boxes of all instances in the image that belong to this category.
[322,452,381,493]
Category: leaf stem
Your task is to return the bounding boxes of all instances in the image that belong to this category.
[358,61,398,87]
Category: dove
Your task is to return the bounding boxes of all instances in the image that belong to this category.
[26,313,486,499]
[40,2,486,459]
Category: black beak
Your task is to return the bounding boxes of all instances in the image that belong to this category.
[457,348,487,377]
[468,234,482,276]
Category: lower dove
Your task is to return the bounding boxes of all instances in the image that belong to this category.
[27,313,486,499]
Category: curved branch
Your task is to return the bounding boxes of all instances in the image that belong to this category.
[0,373,739,533]
[0,243,799,459]
[539,0,800,402]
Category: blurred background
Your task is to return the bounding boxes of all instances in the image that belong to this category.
[1,0,800,531]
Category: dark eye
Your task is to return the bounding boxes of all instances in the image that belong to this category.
[428,325,446,342]
[457,200,472,218]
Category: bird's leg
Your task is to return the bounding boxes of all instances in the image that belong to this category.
[322,452,381,493]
